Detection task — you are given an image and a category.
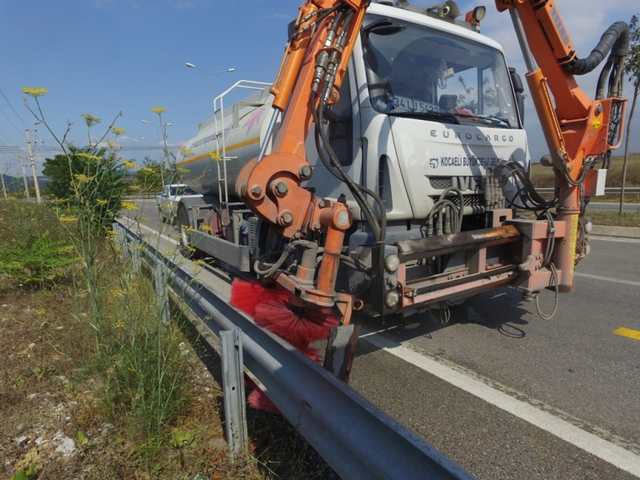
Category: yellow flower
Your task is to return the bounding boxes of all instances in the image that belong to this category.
[81,113,101,127]
[121,201,138,211]
[151,106,166,114]
[59,215,78,224]
[22,86,48,97]
[112,127,126,136]
[123,160,137,169]
[111,288,126,299]
[114,318,125,330]
[74,174,92,184]
[76,152,101,161]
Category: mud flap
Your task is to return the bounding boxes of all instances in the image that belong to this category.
[323,324,359,382]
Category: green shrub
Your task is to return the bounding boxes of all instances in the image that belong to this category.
[0,200,77,287]
[0,234,76,286]
[43,146,127,228]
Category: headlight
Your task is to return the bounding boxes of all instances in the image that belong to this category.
[384,254,400,273]
[385,290,400,309]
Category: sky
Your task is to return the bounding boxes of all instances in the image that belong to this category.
[0,0,638,176]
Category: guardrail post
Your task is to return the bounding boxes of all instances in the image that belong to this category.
[220,329,248,460]
[114,225,125,250]
[130,240,141,274]
[153,262,170,324]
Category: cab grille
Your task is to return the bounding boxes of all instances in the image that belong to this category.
[429,176,453,190]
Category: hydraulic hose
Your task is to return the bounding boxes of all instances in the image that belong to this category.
[564,22,629,76]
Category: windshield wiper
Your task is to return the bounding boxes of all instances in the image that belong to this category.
[388,110,460,124]
[455,112,511,128]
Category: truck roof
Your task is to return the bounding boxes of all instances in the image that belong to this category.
[367,2,504,53]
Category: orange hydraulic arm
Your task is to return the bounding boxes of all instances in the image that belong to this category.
[236,0,371,320]
[496,0,628,291]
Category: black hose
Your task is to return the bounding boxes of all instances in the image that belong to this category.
[564,22,629,76]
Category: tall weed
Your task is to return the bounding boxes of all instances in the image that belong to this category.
[96,260,189,457]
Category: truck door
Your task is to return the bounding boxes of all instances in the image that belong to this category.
[328,68,355,167]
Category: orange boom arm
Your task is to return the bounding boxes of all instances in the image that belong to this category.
[236,1,370,319]
[496,0,628,291]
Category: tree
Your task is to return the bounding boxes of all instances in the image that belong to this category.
[620,14,640,215]
[43,145,127,226]
[134,157,183,193]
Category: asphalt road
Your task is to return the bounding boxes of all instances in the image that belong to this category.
[123,200,640,479]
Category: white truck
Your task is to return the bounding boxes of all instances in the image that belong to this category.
[156,184,202,225]
[166,0,626,324]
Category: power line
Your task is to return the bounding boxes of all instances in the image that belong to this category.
[0,107,22,134]
[0,87,26,126]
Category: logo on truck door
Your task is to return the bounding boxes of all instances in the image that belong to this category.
[429,129,515,145]
[428,156,504,169]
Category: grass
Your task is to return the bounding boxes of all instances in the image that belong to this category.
[531,153,640,188]
[0,200,77,290]
[1,199,335,479]
[96,263,190,461]
[588,211,640,227]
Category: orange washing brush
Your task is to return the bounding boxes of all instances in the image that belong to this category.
[230,278,339,412]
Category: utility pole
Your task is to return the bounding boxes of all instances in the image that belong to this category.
[0,164,7,200]
[25,127,42,203]
[19,153,31,199]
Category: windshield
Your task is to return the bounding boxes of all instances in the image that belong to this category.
[363,15,520,129]
[171,186,196,196]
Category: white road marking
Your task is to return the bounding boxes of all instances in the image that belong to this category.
[119,217,179,245]
[575,272,640,288]
[590,236,640,244]
[123,206,640,474]
[363,331,640,478]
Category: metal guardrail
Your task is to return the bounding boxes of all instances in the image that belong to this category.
[535,186,640,194]
[113,219,474,480]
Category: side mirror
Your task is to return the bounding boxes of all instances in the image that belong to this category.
[509,67,526,124]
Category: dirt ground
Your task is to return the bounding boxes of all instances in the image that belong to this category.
[0,286,334,480]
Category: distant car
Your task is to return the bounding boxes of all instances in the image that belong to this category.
[156,184,202,225]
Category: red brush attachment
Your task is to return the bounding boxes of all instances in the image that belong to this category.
[230,278,339,413]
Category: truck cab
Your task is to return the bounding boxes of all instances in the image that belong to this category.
[310,1,528,233]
